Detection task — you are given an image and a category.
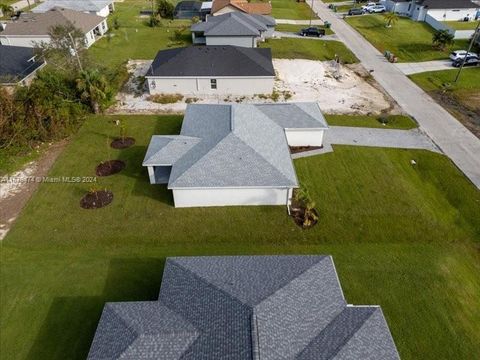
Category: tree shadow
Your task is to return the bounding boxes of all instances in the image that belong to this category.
[26,257,165,360]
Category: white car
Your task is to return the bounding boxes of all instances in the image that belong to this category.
[367,4,386,13]
[362,2,377,10]
[449,50,478,61]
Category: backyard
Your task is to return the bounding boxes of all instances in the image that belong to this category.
[409,68,480,137]
[1,115,480,360]
[443,20,479,30]
[346,15,470,62]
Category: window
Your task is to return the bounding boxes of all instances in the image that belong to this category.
[210,79,217,90]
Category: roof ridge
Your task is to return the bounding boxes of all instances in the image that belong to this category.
[235,47,273,75]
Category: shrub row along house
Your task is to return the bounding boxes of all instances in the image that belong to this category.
[88,255,400,359]
[0,7,108,48]
[142,103,328,208]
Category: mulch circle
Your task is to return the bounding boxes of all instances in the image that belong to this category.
[290,207,319,229]
[111,137,135,149]
[80,190,114,209]
[289,146,322,154]
[95,160,126,176]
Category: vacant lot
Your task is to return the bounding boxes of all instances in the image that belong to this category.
[261,38,358,63]
[271,0,317,19]
[346,15,470,62]
[409,68,480,137]
[1,115,480,360]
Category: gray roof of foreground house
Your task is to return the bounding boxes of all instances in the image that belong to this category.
[88,255,400,360]
[146,46,275,77]
[32,0,112,13]
[416,0,479,8]
[191,11,275,37]
[0,7,104,36]
[142,103,328,189]
[0,46,45,84]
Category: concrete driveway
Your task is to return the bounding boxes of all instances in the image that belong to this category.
[395,60,453,75]
[275,19,325,25]
[274,31,339,41]
[310,0,480,189]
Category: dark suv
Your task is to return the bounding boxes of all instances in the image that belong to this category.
[348,8,364,15]
[452,55,479,67]
[300,27,326,37]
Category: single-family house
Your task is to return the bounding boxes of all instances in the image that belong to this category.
[145,46,275,96]
[191,11,276,47]
[32,0,115,17]
[142,103,328,208]
[211,0,272,16]
[88,255,400,359]
[0,46,46,85]
[0,8,108,48]
[384,0,479,21]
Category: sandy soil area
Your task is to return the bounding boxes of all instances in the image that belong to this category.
[109,59,393,114]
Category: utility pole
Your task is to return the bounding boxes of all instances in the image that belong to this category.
[68,31,83,72]
[454,21,479,83]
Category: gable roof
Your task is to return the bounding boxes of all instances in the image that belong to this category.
[146,46,275,77]
[32,0,113,13]
[0,7,104,36]
[416,0,479,8]
[191,11,275,37]
[0,46,45,84]
[142,103,328,189]
[211,0,272,15]
[88,255,400,360]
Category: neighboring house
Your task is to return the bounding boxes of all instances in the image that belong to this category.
[211,0,272,16]
[32,0,115,17]
[142,103,328,208]
[191,11,276,47]
[0,8,108,48]
[384,0,479,21]
[88,255,400,359]
[145,46,275,96]
[0,46,46,86]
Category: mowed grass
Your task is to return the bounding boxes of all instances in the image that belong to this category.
[325,114,418,129]
[1,115,480,360]
[271,0,317,19]
[261,38,358,62]
[275,23,335,35]
[443,20,480,30]
[346,15,470,62]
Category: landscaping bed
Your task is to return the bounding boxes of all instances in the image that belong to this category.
[289,145,322,154]
[80,190,114,209]
[111,137,135,149]
[95,160,126,176]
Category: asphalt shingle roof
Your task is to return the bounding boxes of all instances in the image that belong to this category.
[191,11,275,36]
[32,0,113,13]
[416,0,478,8]
[88,256,400,359]
[142,103,328,189]
[0,46,45,84]
[146,46,275,77]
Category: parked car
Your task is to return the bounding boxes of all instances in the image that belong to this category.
[348,8,365,15]
[449,50,478,61]
[300,27,326,37]
[367,4,386,13]
[362,2,377,10]
[452,55,479,67]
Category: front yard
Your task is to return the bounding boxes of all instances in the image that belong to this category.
[1,115,480,360]
[271,0,317,19]
[346,15,470,62]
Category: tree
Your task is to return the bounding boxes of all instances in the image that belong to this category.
[157,0,174,19]
[383,12,399,28]
[76,69,110,113]
[432,29,454,50]
[0,3,14,17]
[149,13,161,27]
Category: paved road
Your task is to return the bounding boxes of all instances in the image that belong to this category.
[311,0,480,188]
[395,60,453,75]
[274,31,339,41]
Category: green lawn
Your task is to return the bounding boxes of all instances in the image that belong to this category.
[325,114,418,129]
[346,15,470,62]
[443,20,480,30]
[1,115,480,360]
[275,23,335,35]
[271,0,317,19]
[261,38,358,62]
[335,4,355,13]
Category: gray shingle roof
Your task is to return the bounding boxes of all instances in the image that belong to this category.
[32,0,113,13]
[191,11,275,36]
[88,256,400,360]
[0,46,45,84]
[146,46,275,77]
[142,103,328,189]
[416,0,478,8]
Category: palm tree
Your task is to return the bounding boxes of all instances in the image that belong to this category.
[383,12,399,28]
[0,3,15,17]
[76,69,109,114]
[432,29,454,51]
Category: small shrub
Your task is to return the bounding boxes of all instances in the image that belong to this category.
[271,90,280,102]
[185,97,199,104]
[148,93,183,104]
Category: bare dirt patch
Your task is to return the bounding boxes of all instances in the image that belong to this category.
[111,137,135,149]
[80,190,114,209]
[95,160,126,176]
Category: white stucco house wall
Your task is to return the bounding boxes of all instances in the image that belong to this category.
[0,8,107,48]
[142,103,329,208]
[145,46,275,96]
[32,0,115,17]
[383,0,479,21]
[191,11,276,47]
